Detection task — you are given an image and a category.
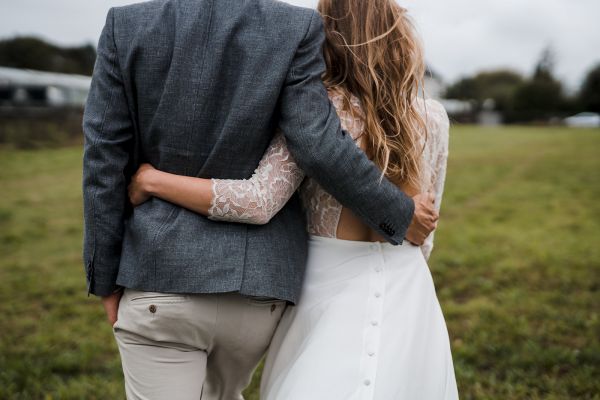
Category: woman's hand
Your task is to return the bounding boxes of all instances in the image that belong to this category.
[128,163,157,207]
[127,164,215,216]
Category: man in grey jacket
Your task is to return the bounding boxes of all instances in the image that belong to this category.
[83,0,437,398]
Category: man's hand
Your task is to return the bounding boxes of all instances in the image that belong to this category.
[101,290,123,327]
[406,193,439,246]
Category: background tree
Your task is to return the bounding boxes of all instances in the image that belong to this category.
[579,64,600,113]
[511,47,566,122]
[0,37,96,76]
[445,70,524,112]
[444,76,479,101]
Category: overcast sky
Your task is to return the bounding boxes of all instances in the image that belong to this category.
[1,0,598,89]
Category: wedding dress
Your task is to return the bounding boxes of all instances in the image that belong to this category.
[208,89,459,399]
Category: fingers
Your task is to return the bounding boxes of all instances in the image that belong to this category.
[423,208,438,227]
[128,188,140,207]
[415,192,436,212]
[127,184,135,204]
[417,191,435,203]
[408,192,440,244]
[405,224,430,246]
[428,192,435,204]
[407,232,426,246]
[406,217,437,245]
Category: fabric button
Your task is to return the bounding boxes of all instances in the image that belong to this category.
[371,320,379,326]
[368,351,376,357]
[375,266,382,273]
[149,304,157,314]
[364,379,371,386]
[375,292,381,298]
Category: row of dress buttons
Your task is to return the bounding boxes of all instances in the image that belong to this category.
[363,251,384,392]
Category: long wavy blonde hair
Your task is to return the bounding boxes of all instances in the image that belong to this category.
[318,0,427,190]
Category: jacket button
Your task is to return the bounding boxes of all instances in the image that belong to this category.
[380,223,395,236]
[149,304,157,313]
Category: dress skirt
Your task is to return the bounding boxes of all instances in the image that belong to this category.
[260,235,459,400]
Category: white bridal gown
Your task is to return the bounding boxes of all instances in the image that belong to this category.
[208,89,459,400]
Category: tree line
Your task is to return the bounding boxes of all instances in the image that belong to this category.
[1,37,599,124]
[0,36,96,76]
[444,48,600,123]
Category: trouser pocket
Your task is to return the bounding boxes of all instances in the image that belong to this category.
[114,289,216,347]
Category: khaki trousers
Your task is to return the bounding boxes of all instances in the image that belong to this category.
[112,288,287,400]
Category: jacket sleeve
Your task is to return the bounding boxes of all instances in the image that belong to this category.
[277,10,414,245]
[82,8,134,296]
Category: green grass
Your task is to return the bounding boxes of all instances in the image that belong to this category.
[0,125,599,399]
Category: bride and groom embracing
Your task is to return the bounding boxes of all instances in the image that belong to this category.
[82,0,459,398]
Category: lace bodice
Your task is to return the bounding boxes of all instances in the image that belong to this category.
[209,90,450,259]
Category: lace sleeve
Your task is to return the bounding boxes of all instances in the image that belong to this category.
[208,132,306,225]
[420,99,450,260]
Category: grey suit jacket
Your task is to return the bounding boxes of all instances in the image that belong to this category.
[82,0,414,303]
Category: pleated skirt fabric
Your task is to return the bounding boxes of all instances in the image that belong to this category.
[260,235,459,400]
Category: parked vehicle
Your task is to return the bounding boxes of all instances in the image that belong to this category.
[564,112,600,128]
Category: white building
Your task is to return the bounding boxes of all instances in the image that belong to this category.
[423,67,445,99]
[0,65,471,117]
[423,67,474,118]
[0,67,91,108]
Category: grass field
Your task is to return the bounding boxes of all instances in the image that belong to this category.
[0,125,599,399]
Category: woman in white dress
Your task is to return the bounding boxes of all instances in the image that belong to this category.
[127,0,459,398]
